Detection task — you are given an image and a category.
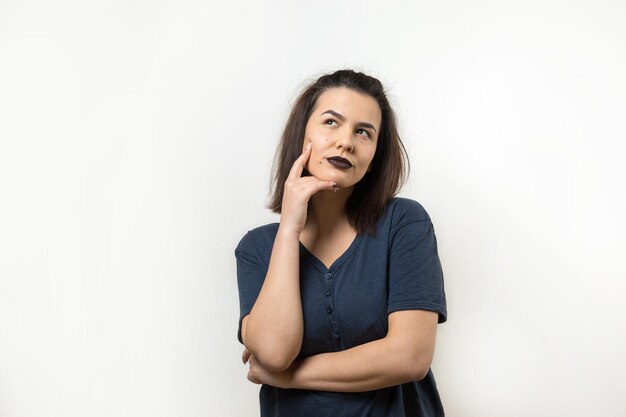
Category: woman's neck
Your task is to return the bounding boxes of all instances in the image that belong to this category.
[305,187,353,235]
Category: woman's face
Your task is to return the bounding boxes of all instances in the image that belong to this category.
[302,87,381,190]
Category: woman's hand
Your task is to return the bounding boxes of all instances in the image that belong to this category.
[242,348,300,389]
[280,143,338,234]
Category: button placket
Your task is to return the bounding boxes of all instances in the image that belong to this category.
[323,269,340,346]
[324,270,335,317]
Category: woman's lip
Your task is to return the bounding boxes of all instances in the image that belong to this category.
[326,158,352,169]
[326,156,352,166]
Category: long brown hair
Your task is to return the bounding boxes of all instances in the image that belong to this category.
[266,69,410,236]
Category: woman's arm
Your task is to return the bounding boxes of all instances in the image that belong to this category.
[245,310,439,392]
[242,143,337,373]
[242,226,303,372]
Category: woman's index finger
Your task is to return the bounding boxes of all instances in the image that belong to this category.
[287,143,312,179]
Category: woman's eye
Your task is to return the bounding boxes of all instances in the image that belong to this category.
[324,120,370,138]
[357,129,370,138]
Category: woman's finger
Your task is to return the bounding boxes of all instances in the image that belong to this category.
[247,373,262,385]
[242,348,251,364]
[247,356,262,384]
[321,177,340,193]
[286,142,312,181]
[297,175,338,195]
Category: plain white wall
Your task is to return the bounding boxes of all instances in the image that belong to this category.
[1,0,625,416]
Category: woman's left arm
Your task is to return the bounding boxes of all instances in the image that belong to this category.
[244,310,439,392]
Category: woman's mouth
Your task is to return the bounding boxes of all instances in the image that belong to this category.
[326,157,352,170]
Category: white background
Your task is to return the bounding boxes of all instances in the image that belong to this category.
[1,1,625,416]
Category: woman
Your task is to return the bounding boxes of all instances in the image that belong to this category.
[234,69,447,416]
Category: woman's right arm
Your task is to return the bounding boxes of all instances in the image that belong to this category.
[242,143,337,372]
[241,225,302,372]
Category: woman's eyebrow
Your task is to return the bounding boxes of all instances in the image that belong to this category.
[320,109,377,132]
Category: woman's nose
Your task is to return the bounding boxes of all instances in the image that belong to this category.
[335,129,354,152]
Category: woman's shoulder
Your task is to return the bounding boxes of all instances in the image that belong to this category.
[246,222,281,237]
[385,196,432,227]
[234,222,280,254]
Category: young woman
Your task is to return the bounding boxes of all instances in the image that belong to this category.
[235,69,447,416]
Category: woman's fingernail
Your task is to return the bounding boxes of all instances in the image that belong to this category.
[307,143,312,149]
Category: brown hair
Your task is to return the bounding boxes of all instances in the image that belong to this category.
[266,69,410,235]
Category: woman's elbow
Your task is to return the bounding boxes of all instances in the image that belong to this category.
[397,348,432,382]
[242,316,301,371]
[254,349,296,372]
[244,337,298,371]
[411,362,431,381]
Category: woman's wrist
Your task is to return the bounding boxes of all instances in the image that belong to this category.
[277,224,302,240]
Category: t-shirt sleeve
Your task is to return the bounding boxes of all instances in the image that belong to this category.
[234,231,269,344]
[387,219,447,323]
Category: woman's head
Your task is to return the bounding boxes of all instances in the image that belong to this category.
[301,86,381,191]
[267,69,410,235]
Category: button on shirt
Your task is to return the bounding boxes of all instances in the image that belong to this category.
[235,197,447,417]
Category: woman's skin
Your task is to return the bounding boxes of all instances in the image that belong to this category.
[240,88,438,391]
[239,141,333,372]
[241,87,381,371]
[298,87,381,268]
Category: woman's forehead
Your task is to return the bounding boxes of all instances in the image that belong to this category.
[313,88,381,126]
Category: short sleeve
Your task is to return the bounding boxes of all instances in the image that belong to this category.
[387,220,447,323]
[234,231,269,344]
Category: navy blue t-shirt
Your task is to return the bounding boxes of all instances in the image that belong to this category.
[235,197,447,417]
